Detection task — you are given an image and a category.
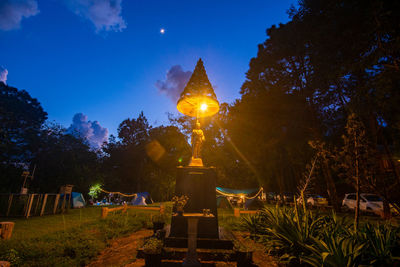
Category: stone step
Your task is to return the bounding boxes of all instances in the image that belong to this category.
[137,247,238,262]
[164,247,237,261]
[164,237,234,250]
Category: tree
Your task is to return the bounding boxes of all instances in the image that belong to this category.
[118,111,150,146]
[0,82,47,163]
[227,89,315,193]
[233,0,400,207]
[103,113,193,201]
[145,125,190,200]
[30,123,102,194]
[102,112,150,193]
[341,114,370,230]
[308,140,341,211]
[0,82,47,192]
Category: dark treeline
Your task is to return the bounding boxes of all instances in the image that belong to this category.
[1,0,399,208]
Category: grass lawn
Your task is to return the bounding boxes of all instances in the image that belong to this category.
[3,201,394,266]
[2,207,103,240]
[0,202,242,266]
[0,205,165,266]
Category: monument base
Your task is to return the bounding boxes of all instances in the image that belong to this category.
[137,166,240,263]
[169,166,219,239]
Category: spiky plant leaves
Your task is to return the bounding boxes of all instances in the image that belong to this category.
[300,233,366,267]
[359,223,400,265]
[241,205,400,266]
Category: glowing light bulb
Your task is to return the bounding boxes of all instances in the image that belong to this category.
[200,103,207,111]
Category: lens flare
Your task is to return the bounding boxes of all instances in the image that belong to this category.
[200,103,207,111]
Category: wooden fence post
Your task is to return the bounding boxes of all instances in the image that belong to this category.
[101,207,109,218]
[33,194,42,215]
[40,194,48,216]
[61,194,66,213]
[25,194,35,218]
[53,194,60,214]
[123,203,128,213]
[6,194,13,217]
[234,208,240,217]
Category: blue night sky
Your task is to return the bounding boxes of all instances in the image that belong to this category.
[0,0,295,138]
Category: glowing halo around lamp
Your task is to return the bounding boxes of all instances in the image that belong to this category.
[177,95,219,118]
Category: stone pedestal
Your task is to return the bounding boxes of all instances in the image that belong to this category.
[169,166,219,239]
[182,214,205,267]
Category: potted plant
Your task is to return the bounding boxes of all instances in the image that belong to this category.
[234,240,253,267]
[171,195,189,216]
[143,237,163,267]
[152,214,166,233]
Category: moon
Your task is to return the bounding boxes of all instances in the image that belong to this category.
[160,28,165,34]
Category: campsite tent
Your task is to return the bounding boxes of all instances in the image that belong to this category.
[71,192,86,208]
[131,192,153,205]
[60,192,86,208]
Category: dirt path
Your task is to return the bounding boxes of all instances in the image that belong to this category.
[87,229,277,267]
[233,231,278,267]
[87,229,152,267]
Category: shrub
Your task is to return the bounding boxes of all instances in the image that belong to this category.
[300,231,366,266]
[359,223,400,265]
[241,204,400,266]
[142,238,163,254]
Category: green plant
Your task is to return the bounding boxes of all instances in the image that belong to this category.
[88,183,103,199]
[240,203,400,266]
[245,204,326,263]
[359,223,400,265]
[300,232,366,267]
[171,195,189,212]
[142,238,163,254]
[1,248,21,265]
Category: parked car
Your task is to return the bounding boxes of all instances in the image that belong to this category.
[342,193,383,215]
[297,194,329,207]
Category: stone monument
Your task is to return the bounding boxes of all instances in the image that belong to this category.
[168,58,221,241]
[139,59,248,265]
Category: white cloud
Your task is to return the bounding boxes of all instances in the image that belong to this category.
[0,66,8,84]
[0,0,39,31]
[66,0,126,33]
[68,113,108,149]
[155,65,192,103]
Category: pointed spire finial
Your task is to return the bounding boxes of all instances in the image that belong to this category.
[176,58,219,118]
[179,58,217,100]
